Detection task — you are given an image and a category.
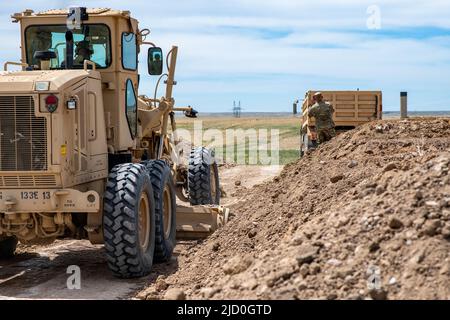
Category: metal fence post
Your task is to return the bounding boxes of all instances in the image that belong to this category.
[400,92,408,119]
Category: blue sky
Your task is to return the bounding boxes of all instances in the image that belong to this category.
[0,1,449,112]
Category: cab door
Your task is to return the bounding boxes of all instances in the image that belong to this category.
[121,32,139,140]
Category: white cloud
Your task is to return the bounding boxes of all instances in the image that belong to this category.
[0,1,449,111]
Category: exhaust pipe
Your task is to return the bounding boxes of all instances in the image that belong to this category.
[65,31,74,69]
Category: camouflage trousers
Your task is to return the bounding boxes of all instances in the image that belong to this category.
[317,127,336,144]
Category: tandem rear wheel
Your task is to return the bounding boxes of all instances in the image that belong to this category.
[103,163,156,278]
[142,160,177,263]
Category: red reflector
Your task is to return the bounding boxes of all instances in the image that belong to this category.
[45,95,58,105]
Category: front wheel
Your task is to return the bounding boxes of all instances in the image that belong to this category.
[103,163,156,278]
[188,147,220,205]
[300,130,305,157]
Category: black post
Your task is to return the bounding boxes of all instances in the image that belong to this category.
[400,92,408,119]
[65,31,74,69]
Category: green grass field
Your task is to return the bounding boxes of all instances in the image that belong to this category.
[174,116,301,165]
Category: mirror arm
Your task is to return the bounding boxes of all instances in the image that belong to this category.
[140,41,156,47]
[154,73,169,102]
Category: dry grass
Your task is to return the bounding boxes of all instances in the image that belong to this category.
[174,116,301,164]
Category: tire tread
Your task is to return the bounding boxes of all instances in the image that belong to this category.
[103,163,153,278]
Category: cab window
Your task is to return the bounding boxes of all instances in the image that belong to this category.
[25,24,111,69]
[122,33,137,70]
[125,79,137,138]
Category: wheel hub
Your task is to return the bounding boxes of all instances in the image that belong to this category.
[162,185,172,239]
[210,166,217,201]
[138,194,150,251]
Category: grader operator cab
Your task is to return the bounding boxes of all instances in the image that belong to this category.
[0,8,228,278]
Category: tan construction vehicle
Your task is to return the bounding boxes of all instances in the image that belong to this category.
[0,8,228,278]
[300,90,382,156]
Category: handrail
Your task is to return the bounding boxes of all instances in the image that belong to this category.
[3,61,29,71]
[83,60,96,71]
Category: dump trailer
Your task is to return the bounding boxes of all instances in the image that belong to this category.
[300,90,382,155]
[0,7,228,278]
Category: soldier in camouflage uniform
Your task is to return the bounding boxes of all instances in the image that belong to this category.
[75,40,94,65]
[308,92,336,144]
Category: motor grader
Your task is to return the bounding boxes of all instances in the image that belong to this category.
[0,8,228,278]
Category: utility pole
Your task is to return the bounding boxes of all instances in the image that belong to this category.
[233,100,241,118]
[293,99,299,115]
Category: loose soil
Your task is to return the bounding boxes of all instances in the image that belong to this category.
[138,118,450,300]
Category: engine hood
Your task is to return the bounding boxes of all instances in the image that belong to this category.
[0,69,101,93]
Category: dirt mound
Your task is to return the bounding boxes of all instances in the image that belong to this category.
[137,118,450,300]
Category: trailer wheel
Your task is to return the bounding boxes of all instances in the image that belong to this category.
[142,160,176,263]
[301,132,317,156]
[0,236,18,259]
[103,163,155,278]
[300,130,305,157]
[188,147,220,205]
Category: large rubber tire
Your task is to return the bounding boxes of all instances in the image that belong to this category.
[0,236,18,259]
[301,133,318,156]
[300,130,305,158]
[188,147,220,205]
[103,163,156,278]
[142,160,177,263]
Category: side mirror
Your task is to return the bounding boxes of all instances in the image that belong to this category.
[148,47,163,75]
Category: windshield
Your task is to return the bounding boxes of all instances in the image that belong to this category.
[25,24,111,69]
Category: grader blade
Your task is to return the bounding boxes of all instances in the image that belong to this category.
[176,205,230,239]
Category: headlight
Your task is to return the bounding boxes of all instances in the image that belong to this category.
[35,81,50,91]
[67,98,77,110]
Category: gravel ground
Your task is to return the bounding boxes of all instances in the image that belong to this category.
[137,118,450,300]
